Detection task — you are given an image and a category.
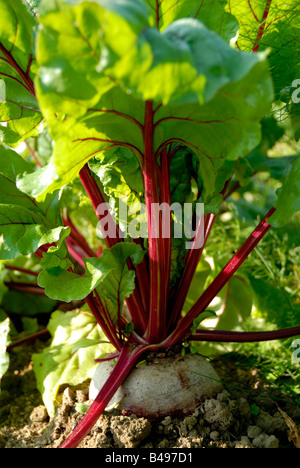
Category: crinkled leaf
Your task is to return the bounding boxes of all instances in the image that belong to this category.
[0,0,42,146]
[16,160,60,203]
[145,0,238,40]
[0,204,68,260]
[36,0,273,200]
[0,146,37,208]
[95,243,145,324]
[229,116,293,190]
[227,0,300,98]
[38,242,144,305]
[34,86,145,198]
[170,148,195,204]
[154,57,272,161]
[89,148,144,234]
[102,13,269,105]
[0,146,68,260]
[38,257,110,303]
[269,156,300,227]
[32,309,115,417]
[37,1,105,111]
[36,129,53,163]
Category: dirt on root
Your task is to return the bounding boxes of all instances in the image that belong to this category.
[0,340,300,449]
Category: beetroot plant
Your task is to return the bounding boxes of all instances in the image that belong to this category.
[0,0,299,448]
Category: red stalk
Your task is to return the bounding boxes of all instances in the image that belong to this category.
[59,344,157,448]
[79,164,147,335]
[85,293,122,352]
[252,0,273,52]
[24,140,42,168]
[190,326,300,342]
[79,164,121,248]
[4,281,45,295]
[162,208,276,348]
[0,42,36,98]
[131,238,150,314]
[4,264,39,277]
[35,243,56,259]
[65,239,86,269]
[7,328,50,350]
[65,262,122,351]
[160,148,172,320]
[94,351,120,363]
[143,101,165,342]
[168,213,215,332]
[63,214,97,258]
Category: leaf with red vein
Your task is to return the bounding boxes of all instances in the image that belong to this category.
[146,0,239,40]
[227,0,300,97]
[0,0,41,146]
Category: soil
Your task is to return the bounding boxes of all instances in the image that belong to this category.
[0,338,299,449]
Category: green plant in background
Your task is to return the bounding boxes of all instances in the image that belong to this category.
[0,0,299,449]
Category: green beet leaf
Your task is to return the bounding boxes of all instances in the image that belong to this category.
[146,0,239,40]
[227,0,300,98]
[0,0,43,147]
[0,146,69,260]
[38,242,144,308]
[34,0,273,201]
[89,147,144,235]
[100,11,268,105]
[32,309,115,417]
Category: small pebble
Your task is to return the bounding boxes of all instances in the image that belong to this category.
[252,433,279,449]
[30,406,49,423]
[162,416,172,426]
[247,425,262,439]
[210,431,219,441]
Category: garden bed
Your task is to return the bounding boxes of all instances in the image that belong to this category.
[1,339,299,449]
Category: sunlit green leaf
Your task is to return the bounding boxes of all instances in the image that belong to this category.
[0,146,68,260]
[227,0,300,98]
[38,242,144,305]
[0,0,42,146]
[35,0,273,201]
[32,309,115,417]
[146,0,238,40]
